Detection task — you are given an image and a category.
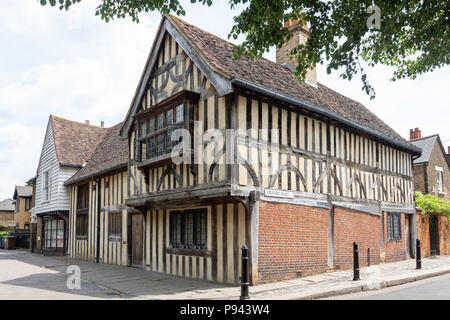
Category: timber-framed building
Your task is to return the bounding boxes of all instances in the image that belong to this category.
[65,15,421,285]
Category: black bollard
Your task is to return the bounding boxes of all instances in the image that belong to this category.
[240,245,250,300]
[416,239,422,269]
[367,248,371,267]
[353,242,360,281]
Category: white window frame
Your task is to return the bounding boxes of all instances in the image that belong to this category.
[436,170,443,193]
[42,171,50,202]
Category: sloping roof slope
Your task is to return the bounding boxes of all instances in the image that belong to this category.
[51,115,108,167]
[13,186,32,199]
[0,199,15,211]
[167,15,416,151]
[65,122,128,185]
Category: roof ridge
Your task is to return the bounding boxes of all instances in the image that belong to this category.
[50,114,109,129]
[410,134,438,142]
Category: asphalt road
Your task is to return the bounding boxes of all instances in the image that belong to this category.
[329,273,450,300]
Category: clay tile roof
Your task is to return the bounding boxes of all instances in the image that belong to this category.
[167,15,416,151]
[51,115,108,167]
[0,199,15,211]
[13,186,32,199]
[65,122,128,185]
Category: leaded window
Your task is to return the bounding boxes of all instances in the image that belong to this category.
[387,212,402,241]
[170,209,207,250]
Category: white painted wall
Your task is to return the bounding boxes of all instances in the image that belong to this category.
[33,118,78,216]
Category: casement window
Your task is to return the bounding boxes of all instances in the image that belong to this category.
[135,104,185,162]
[76,184,89,237]
[42,171,50,202]
[170,209,207,250]
[436,169,443,193]
[108,212,121,239]
[387,212,402,241]
[25,198,31,211]
[133,91,198,163]
[16,198,20,212]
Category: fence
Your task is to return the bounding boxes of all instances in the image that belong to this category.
[11,232,30,250]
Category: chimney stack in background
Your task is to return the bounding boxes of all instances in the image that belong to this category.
[448,146,450,154]
[409,128,422,140]
[85,120,90,124]
[276,18,317,87]
[101,121,104,128]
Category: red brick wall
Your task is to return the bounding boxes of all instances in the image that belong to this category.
[417,213,431,257]
[258,201,329,283]
[0,211,14,228]
[383,212,407,262]
[438,215,450,255]
[417,211,450,257]
[333,207,381,270]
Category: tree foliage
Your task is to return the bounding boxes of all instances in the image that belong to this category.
[39,0,450,98]
[415,191,450,222]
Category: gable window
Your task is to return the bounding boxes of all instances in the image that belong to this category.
[25,198,30,211]
[76,184,89,237]
[42,171,50,202]
[108,212,121,240]
[170,209,207,250]
[16,198,20,212]
[134,91,199,163]
[387,212,402,241]
[436,167,443,193]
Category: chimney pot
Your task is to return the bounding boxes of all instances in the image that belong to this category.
[85,120,90,124]
[101,121,104,128]
[416,128,421,139]
[409,129,414,140]
[448,146,450,154]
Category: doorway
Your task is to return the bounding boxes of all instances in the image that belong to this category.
[43,218,65,256]
[405,214,412,258]
[131,214,144,267]
[429,215,439,256]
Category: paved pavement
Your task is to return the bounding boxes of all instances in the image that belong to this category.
[1,249,450,299]
[327,273,450,300]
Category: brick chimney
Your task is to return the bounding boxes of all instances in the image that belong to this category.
[448,146,450,155]
[409,128,421,140]
[276,18,317,87]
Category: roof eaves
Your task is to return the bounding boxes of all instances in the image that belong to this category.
[231,78,422,154]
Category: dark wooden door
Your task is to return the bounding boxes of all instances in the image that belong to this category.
[429,215,439,256]
[131,214,144,266]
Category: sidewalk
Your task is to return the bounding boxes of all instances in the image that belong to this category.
[1,250,449,299]
[143,255,450,299]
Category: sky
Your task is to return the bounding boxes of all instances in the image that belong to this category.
[0,1,449,200]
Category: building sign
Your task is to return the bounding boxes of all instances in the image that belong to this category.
[264,189,294,199]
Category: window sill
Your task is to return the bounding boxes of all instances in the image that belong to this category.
[76,236,88,240]
[166,247,211,257]
[388,238,402,242]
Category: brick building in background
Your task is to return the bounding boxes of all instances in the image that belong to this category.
[0,199,15,229]
[410,128,450,256]
[12,186,33,230]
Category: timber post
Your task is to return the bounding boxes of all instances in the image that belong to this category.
[240,245,250,300]
[367,248,370,267]
[353,242,360,281]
